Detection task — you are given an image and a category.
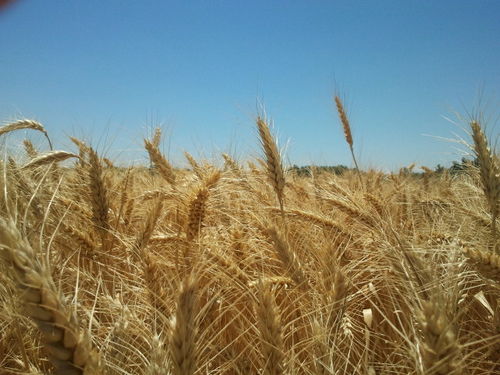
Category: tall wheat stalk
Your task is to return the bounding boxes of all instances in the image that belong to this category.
[470,121,499,253]
[334,96,362,183]
[256,116,286,217]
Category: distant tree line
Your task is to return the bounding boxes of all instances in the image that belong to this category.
[436,157,479,175]
[288,165,349,176]
[288,157,481,177]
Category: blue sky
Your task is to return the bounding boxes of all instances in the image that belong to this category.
[1,1,499,170]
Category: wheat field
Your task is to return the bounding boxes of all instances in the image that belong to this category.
[0,109,498,375]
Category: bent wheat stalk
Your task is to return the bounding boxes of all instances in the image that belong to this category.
[0,119,53,150]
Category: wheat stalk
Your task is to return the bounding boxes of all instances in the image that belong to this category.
[102,158,114,168]
[151,128,162,148]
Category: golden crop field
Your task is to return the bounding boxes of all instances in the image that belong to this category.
[0,103,498,375]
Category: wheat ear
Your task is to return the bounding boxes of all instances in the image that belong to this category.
[268,207,345,233]
[311,320,333,375]
[364,193,385,216]
[266,226,307,287]
[185,187,209,242]
[463,247,500,280]
[419,298,461,375]
[222,152,242,176]
[184,151,203,179]
[137,201,169,322]
[421,166,433,192]
[21,151,79,169]
[322,260,348,331]
[60,223,97,261]
[147,334,169,375]
[7,157,43,218]
[204,250,249,287]
[325,197,375,228]
[256,116,286,216]
[23,139,38,158]
[0,218,99,375]
[255,280,285,375]
[334,96,361,182]
[170,275,198,375]
[185,170,220,241]
[134,199,163,258]
[69,137,91,168]
[470,121,500,253]
[87,147,110,245]
[144,128,176,185]
[0,119,53,149]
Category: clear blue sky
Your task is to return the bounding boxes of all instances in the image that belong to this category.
[1,0,499,170]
